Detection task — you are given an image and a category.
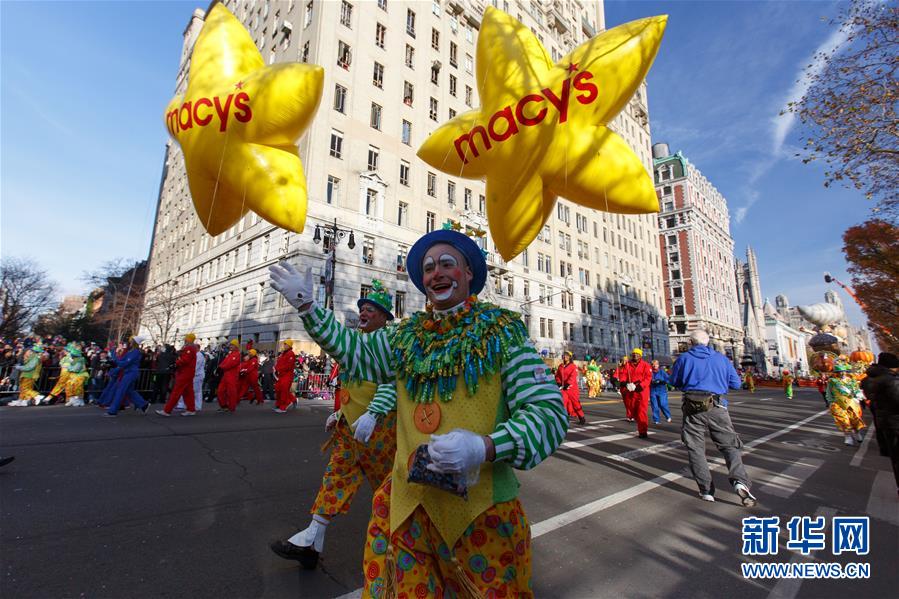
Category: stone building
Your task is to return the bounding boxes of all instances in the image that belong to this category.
[652,143,742,360]
[764,299,809,375]
[141,0,670,359]
[734,246,770,374]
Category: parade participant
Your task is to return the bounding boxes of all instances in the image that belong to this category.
[44,343,73,405]
[613,356,632,420]
[860,352,899,496]
[216,340,242,413]
[105,336,150,417]
[193,346,206,411]
[816,374,828,406]
[744,368,756,393]
[619,349,653,438]
[63,344,89,407]
[649,359,671,424]
[825,363,866,446]
[670,329,757,506]
[556,351,586,425]
[585,358,603,398]
[238,348,263,405]
[782,370,794,400]
[156,333,198,417]
[271,279,398,570]
[270,229,567,597]
[273,340,296,413]
[9,344,45,406]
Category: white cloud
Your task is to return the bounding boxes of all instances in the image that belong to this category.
[734,191,760,224]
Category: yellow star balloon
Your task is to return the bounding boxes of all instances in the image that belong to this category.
[417,7,667,260]
[164,4,323,236]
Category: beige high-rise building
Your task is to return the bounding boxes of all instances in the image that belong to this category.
[142,0,669,360]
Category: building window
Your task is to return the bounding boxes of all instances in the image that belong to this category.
[430,62,440,84]
[671,269,681,280]
[464,53,473,73]
[403,81,414,105]
[426,211,436,233]
[547,319,554,338]
[301,40,310,62]
[395,291,406,318]
[431,28,440,50]
[427,172,437,197]
[378,0,387,10]
[399,161,411,186]
[337,41,352,68]
[362,235,375,264]
[674,305,684,316]
[449,74,457,96]
[333,84,347,113]
[447,181,456,205]
[375,22,386,48]
[396,245,408,272]
[463,188,472,210]
[401,119,412,145]
[432,0,441,16]
[367,146,379,171]
[304,1,313,28]
[672,287,683,298]
[667,234,677,246]
[365,189,377,216]
[373,61,384,87]
[663,201,674,211]
[370,102,382,129]
[340,0,353,27]
[326,175,340,204]
[464,85,472,107]
[478,194,485,214]
[360,283,372,298]
[329,130,343,158]
[540,317,546,337]
[663,185,672,196]
[448,108,456,119]
[429,97,438,121]
[405,44,414,68]
[406,8,416,36]
[398,201,408,226]
[449,41,458,67]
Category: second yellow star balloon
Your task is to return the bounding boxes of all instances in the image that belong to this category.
[417,7,667,261]
[164,4,323,236]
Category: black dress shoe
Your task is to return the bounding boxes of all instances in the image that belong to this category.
[577,416,587,425]
[270,540,319,570]
[0,456,15,468]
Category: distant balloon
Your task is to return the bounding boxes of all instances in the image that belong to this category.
[797,302,844,328]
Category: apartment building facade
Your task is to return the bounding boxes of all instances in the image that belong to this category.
[142,0,670,360]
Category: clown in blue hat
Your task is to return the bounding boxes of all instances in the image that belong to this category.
[270,228,567,596]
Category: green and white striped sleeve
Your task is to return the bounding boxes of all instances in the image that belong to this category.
[368,382,397,416]
[489,342,568,470]
[301,304,395,384]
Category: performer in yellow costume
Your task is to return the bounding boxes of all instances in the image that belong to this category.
[826,363,866,446]
[45,343,74,405]
[270,230,567,597]
[10,344,45,406]
[585,357,603,398]
[270,280,398,570]
[64,345,89,407]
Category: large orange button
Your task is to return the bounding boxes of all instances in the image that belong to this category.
[413,402,441,434]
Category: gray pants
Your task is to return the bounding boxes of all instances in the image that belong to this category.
[681,403,751,495]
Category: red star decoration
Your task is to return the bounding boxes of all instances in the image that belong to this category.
[567,63,579,74]
[234,80,244,89]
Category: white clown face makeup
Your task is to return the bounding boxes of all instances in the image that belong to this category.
[358,303,388,333]
[422,244,472,310]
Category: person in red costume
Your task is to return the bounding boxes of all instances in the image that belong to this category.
[238,348,263,405]
[619,348,653,438]
[273,339,297,413]
[157,332,198,416]
[216,339,242,413]
[555,351,586,425]
[614,356,633,421]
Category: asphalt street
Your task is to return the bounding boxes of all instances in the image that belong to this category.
[1,387,896,599]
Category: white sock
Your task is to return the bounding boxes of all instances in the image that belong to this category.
[287,515,330,552]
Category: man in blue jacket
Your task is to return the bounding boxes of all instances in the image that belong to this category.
[670,329,757,506]
[649,360,672,424]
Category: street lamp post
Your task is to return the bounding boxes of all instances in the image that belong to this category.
[313,218,356,311]
[646,314,656,361]
[614,273,632,356]
[729,337,739,370]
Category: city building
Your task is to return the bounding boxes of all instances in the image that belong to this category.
[141,0,670,361]
[774,292,872,354]
[763,299,809,375]
[652,143,742,361]
[734,246,771,374]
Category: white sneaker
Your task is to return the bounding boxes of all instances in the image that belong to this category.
[181,411,196,416]
[7,400,23,407]
[844,434,856,446]
[64,399,74,407]
[699,493,715,502]
[733,482,758,507]
[854,431,864,443]
[70,398,84,407]
[41,395,53,405]
[33,395,45,405]
[155,409,171,417]
[273,408,287,413]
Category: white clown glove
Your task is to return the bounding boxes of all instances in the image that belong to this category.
[269,262,314,313]
[626,382,636,392]
[352,412,377,443]
[427,429,487,486]
[325,412,340,432]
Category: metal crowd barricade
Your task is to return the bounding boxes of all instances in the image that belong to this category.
[295,372,331,400]
[0,365,157,401]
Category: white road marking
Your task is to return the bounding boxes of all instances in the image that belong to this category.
[755,459,825,499]
[766,507,838,599]
[567,417,626,433]
[608,440,683,462]
[866,470,899,526]
[849,428,873,467]
[561,432,635,449]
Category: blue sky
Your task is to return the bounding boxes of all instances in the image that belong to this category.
[0,1,873,332]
